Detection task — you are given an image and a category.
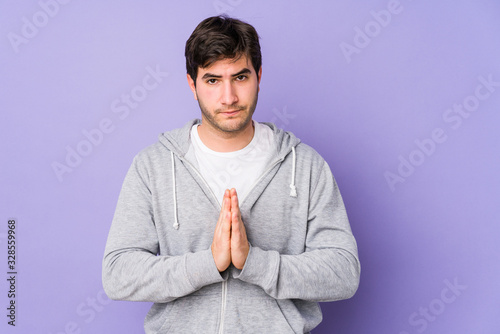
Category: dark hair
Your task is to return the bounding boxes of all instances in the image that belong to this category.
[185,15,261,84]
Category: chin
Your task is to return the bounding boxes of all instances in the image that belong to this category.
[219,118,251,133]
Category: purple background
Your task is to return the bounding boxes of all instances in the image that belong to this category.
[1,1,499,333]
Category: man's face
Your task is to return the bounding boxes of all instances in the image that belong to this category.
[187,55,262,135]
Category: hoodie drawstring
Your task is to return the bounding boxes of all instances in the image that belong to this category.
[171,151,179,229]
[289,146,297,197]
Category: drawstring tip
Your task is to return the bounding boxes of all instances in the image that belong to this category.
[173,222,179,230]
[289,146,297,198]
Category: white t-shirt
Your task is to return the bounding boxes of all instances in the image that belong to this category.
[188,121,274,205]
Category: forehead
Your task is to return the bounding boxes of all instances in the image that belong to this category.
[198,55,254,76]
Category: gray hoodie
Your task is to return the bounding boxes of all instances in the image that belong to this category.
[102,119,360,334]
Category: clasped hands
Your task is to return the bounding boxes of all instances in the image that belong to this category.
[211,188,249,272]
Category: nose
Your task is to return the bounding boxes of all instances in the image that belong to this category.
[220,81,238,106]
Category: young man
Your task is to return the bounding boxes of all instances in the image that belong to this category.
[103,16,360,334]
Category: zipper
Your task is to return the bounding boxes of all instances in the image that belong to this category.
[175,156,227,333]
[172,149,291,334]
[219,280,227,334]
[215,156,284,333]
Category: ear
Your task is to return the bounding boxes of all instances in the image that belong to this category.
[187,74,198,100]
[257,67,262,92]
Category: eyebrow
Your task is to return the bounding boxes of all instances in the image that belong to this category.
[201,68,252,80]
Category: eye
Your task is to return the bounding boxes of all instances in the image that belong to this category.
[235,75,247,81]
[206,78,218,85]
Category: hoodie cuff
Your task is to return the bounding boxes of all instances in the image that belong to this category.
[233,245,280,290]
[185,248,226,290]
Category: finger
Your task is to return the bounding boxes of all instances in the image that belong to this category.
[232,210,247,238]
[215,191,231,240]
[218,189,228,217]
[230,188,238,206]
[222,189,230,210]
[232,200,247,236]
[231,209,239,232]
[231,190,243,223]
[230,205,249,270]
[231,188,239,211]
[218,196,230,237]
[218,190,231,221]
[214,204,225,238]
[223,199,231,233]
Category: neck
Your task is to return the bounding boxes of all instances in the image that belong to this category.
[197,120,255,152]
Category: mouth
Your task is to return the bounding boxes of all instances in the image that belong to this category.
[220,109,241,117]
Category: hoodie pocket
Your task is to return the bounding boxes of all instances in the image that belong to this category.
[225,295,297,334]
[153,294,221,334]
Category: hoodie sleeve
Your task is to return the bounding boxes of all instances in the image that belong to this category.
[234,160,360,302]
[102,155,224,303]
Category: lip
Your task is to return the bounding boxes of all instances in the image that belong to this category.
[220,110,240,116]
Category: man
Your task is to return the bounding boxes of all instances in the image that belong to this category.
[103,15,360,334]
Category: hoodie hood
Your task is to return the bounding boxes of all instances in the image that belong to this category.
[158,119,301,162]
[157,119,302,229]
